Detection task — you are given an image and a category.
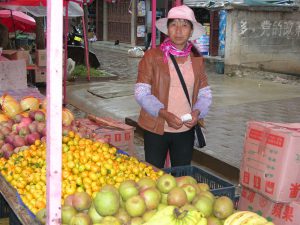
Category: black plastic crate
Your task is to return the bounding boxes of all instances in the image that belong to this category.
[163,166,235,201]
[0,193,10,218]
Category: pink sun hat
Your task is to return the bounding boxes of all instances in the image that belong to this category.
[156,5,206,40]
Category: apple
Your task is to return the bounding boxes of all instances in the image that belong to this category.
[193,195,214,217]
[94,189,120,216]
[69,213,92,225]
[198,183,210,192]
[140,187,161,210]
[181,184,197,203]
[36,208,46,225]
[72,192,92,211]
[161,193,168,204]
[114,208,131,224]
[167,187,188,207]
[62,205,77,224]
[64,194,75,206]
[88,203,103,224]
[176,176,197,187]
[156,174,177,194]
[137,177,156,192]
[101,216,122,225]
[207,216,222,225]
[125,195,146,217]
[101,184,120,198]
[119,180,139,201]
[180,203,197,211]
[198,191,215,204]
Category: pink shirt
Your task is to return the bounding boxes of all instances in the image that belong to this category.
[164,56,194,133]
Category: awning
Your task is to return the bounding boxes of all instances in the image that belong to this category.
[2,1,84,17]
[183,0,296,8]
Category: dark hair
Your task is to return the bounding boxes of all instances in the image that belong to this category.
[167,19,193,29]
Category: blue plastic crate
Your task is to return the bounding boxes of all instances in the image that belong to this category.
[0,194,10,218]
[163,166,235,201]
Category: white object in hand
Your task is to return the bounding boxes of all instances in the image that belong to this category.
[181,113,192,122]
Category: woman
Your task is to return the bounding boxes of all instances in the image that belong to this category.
[135,5,212,168]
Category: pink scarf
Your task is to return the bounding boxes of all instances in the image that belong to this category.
[160,38,193,63]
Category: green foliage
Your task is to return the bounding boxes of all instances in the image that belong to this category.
[72,65,106,77]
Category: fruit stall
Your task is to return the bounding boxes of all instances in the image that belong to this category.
[0,95,278,225]
[0,1,289,225]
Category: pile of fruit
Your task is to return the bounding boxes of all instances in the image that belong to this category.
[35,174,274,225]
[0,94,75,158]
[0,131,162,214]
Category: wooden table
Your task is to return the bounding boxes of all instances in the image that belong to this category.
[0,175,38,225]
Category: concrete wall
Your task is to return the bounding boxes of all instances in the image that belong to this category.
[225,7,300,75]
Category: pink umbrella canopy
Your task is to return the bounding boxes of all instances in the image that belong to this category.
[0,9,36,32]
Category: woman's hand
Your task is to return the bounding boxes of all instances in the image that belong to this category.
[184,110,200,128]
[159,109,183,129]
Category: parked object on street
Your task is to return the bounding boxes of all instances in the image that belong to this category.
[128,47,144,58]
[67,45,100,68]
[68,25,83,46]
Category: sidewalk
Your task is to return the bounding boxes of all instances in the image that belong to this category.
[66,42,300,182]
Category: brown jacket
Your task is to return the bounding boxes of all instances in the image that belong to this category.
[136,48,208,135]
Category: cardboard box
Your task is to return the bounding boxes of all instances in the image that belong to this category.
[0,60,27,90]
[75,117,135,156]
[36,49,46,67]
[238,187,300,225]
[2,50,30,65]
[35,67,46,83]
[35,49,65,67]
[240,121,300,202]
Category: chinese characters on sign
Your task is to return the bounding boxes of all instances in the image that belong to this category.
[242,171,300,199]
[239,19,300,39]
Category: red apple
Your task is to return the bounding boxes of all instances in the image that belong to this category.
[167,187,188,207]
[137,177,156,192]
[140,187,161,210]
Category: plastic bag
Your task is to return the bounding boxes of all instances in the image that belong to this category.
[128,47,144,58]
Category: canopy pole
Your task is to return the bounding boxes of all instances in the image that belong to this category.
[63,0,69,106]
[9,10,17,48]
[46,0,63,224]
[151,0,156,48]
[82,2,90,81]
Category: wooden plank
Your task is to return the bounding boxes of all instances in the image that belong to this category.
[0,175,38,225]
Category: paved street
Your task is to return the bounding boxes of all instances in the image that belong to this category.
[66,42,300,172]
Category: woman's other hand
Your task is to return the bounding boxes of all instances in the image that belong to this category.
[159,109,183,129]
[184,110,200,128]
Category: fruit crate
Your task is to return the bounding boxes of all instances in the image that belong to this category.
[163,166,235,201]
[0,193,10,218]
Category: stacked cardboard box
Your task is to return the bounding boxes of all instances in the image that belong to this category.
[75,115,135,156]
[34,49,65,83]
[2,50,30,65]
[35,50,46,83]
[239,121,300,225]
